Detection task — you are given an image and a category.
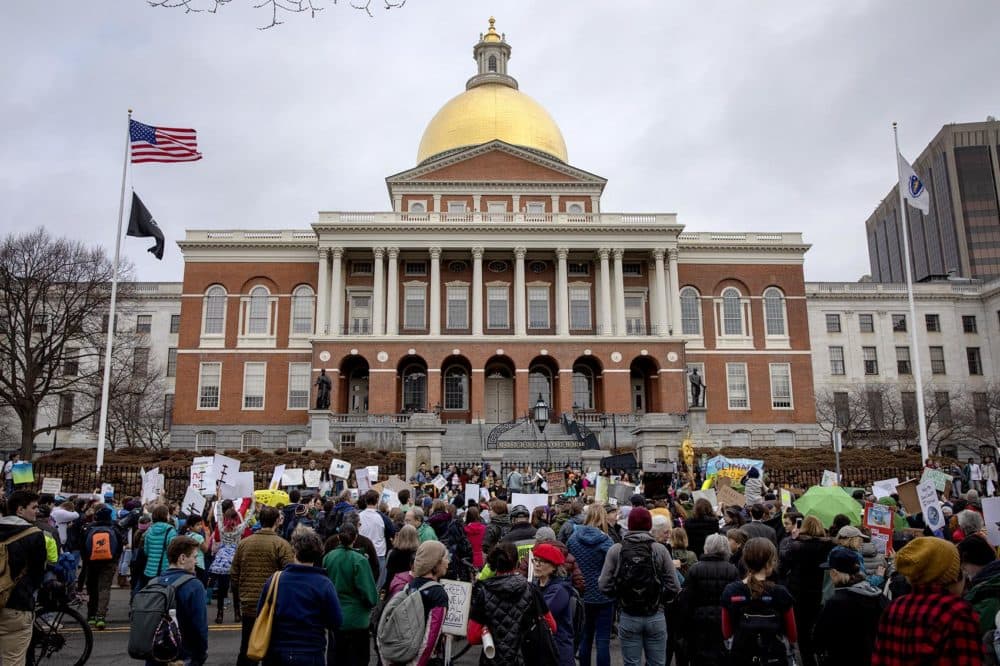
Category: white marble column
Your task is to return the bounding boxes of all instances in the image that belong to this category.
[330,248,343,335]
[613,248,627,335]
[385,247,399,336]
[647,260,659,336]
[372,247,385,336]
[514,247,527,337]
[315,248,329,335]
[668,248,683,337]
[598,248,613,336]
[472,247,484,336]
[654,249,669,338]
[556,247,569,336]
[429,247,441,336]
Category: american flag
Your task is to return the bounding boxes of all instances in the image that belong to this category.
[130,119,202,164]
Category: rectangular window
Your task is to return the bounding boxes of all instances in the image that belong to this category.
[624,295,645,335]
[825,314,841,333]
[487,286,509,329]
[891,314,907,332]
[351,261,373,276]
[170,314,180,334]
[935,391,952,427]
[769,364,792,409]
[859,314,874,333]
[133,347,149,378]
[166,348,177,377]
[962,315,977,333]
[929,346,946,374]
[444,371,468,410]
[895,346,911,375]
[349,295,371,334]
[925,314,940,332]
[63,348,79,377]
[834,391,850,427]
[726,363,749,409]
[967,347,983,375]
[829,346,845,375]
[569,287,591,330]
[340,433,356,449]
[486,202,506,218]
[568,262,590,276]
[526,202,545,215]
[404,286,426,329]
[446,286,468,329]
[901,391,917,428]
[243,362,266,409]
[863,346,879,375]
[973,392,989,428]
[58,394,74,426]
[447,201,467,214]
[527,287,549,329]
[867,391,885,429]
[198,362,221,409]
[163,394,174,431]
[404,261,426,276]
[288,362,311,409]
[622,262,643,276]
[136,314,152,333]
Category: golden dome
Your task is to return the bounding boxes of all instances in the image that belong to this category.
[483,17,501,43]
[416,83,568,164]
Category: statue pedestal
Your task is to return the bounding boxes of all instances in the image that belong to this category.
[305,411,335,452]
[401,413,446,480]
[632,413,686,469]
[687,406,708,435]
[581,450,605,473]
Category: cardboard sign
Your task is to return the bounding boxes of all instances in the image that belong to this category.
[281,468,304,487]
[41,477,63,495]
[269,465,286,491]
[872,478,899,500]
[182,486,207,516]
[821,470,841,487]
[355,468,372,492]
[329,459,351,480]
[916,480,945,531]
[610,483,634,505]
[439,579,473,636]
[432,474,448,491]
[382,476,411,493]
[211,454,241,487]
[11,462,34,485]
[221,471,255,501]
[546,472,566,495]
[464,483,481,508]
[190,456,215,494]
[141,467,162,504]
[982,497,1000,547]
[895,480,921,515]
[101,483,114,498]
[510,493,549,516]
[864,501,894,556]
[717,485,746,508]
[920,468,952,495]
[693,488,718,509]
[780,489,793,514]
[303,469,322,488]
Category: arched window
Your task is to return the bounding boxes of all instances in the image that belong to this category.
[722,287,743,336]
[409,201,426,214]
[291,285,315,334]
[680,287,701,335]
[774,430,795,447]
[248,286,270,335]
[286,431,307,452]
[241,430,262,451]
[567,203,584,214]
[763,287,786,336]
[443,366,468,410]
[528,366,553,412]
[488,55,497,72]
[195,430,216,451]
[203,286,226,335]
[731,430,751,447]
[572,365,594,410]
[402,365,427,412]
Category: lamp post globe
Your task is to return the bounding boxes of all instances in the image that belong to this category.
[533,394,549,433]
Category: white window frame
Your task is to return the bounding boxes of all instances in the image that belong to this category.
[198,362,222,410]
[348,290,372,335]
[774,430,796,447]
[829,346,845,375]
[769,363,793,410]
[403,283,427,330]
[527,285,550,329]
[680,287,702,337]
[242,362,266,410]
[569,284,592,330]
[715,288,752,349]
[443,366,469,411]
[166,347,177,377]
[762,287,790,349]
[136,314,152,334]
[486,201,507,221]
[241,431,263,452]
[447,201,467,214]
[287,362,311,410]
[201,285,227,348]
[238,285,277,348]
[290,285,315,338]
[526,201,546,217]
[726,362,749,410]
[486,284,510,329]
[446,284,469,329]
[195,431,216,452]
[566,201,585,216]
[863,346,879,375]
[407,200,427,214]
[624,291,647,336]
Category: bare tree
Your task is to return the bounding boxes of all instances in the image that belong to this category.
[965,383,1000,453]
[105,357,170,451]
[0,228,138,458]
[149,0,406,30]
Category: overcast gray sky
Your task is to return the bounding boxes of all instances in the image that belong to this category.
[2,1,997,284]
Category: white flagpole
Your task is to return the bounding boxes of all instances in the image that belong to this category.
[893,122,930,463]
[96,109,133,473]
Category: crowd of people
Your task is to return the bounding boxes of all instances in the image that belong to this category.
[0,457,998,666]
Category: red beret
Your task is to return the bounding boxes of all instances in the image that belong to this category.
[532,543,566,566]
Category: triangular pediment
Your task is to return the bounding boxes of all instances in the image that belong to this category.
[386,141,606,186]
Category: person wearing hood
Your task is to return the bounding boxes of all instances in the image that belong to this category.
[959,534,1000,641]
[0,490,47,663]
[531,543,577,666]
[567,505,615,666]
[517,526,586,594]
[483,499,511,552]
[556,501,585,543]
[464,506,487,569]
[142,504,178,584]
[740,466,764,506]
[813,547,887,666]
[501,504,538,544]
[777,515,834,666]
[426,500,473,580]
[82,503,123,629]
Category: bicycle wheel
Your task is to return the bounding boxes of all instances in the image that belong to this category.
[27,605,93,666]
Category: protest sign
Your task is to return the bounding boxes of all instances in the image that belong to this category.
[348,488,359,501]
[141,467,161,503]
[11,462,34,485]
[920,467,952,495]
[705,455,764,482]
[281,468,304,487]
[190,456,215,494]
[355,468,372,492]
[895,480,921,515]
[481,487,491,501]
[595,477,609,503]
[872,478,899,500]
[780,489,793,514]
[693,488,718,509]
[545,472,566,495]
[717,485,746,508]
[380,487,401,509]
[609,483,633,505]
[439,579,473,636]
[464,483,481,508]
[431,474,447,491]
[303,470,322,488]
[101,483,114,498]
[220,471,255,501]
[329,459,351,479]
[211,454,241,487]
[820,470,840,487]
[510,493,549,515]
[269,465,286,491]
[982,497,1000,547]
[367,466,379,483]
[916,480,945,531]
[41,478,62,495]
[383,476,411,493]
[182,486,207,516]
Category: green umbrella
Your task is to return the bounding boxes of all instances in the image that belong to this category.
[793,486,862,527]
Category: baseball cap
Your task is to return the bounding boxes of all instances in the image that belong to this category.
[836,525,870,541]
[820,546,861,574]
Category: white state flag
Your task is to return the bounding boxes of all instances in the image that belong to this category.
[897,152,931,214]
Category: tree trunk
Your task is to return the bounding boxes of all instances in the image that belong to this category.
[19,405,37,459]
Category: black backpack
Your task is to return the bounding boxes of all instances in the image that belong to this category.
[613,538,662,616]
[568,585,586,652]
[729,593,790,666]
[128,573,196,662]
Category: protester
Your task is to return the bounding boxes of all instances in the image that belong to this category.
[721,506,746,535]
[359,490,395,586]
[727,528,749,577]
[82,503,122,629]
[872,536,983,665]
[323,523,378,666]
[406,506,438,543]
[669,527,698,575]
[464,505,487,569]
[777,514,833,665]
[148,536,209,666]
[740,467,764,506]
[676,533,739,666]
[557,501,585,543]
[684,498,720,558]
[502,504,537,543]
[231,505,294,666]
[3,452,18,496]
[483,499,511,552]
[260,527,342,666]
[567,503,614,666]
[394,540,451,666]
[181,513,212,585]
[142,504,178,585]
[209,500,253,624]
[958,535,1000,644]
[0,490,47,663]
[532,543,577,666]
[340,510,380,583]
[383,524,420,593]
[813,546,887,666]
[741,504,778,545]
[426,500,473,580]
[836,525,885,589]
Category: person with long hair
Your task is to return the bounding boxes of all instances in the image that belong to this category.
[567,504,614,666]
[465,506,487,570]
[727,528,749,577]
[180,513,212,586]
[720,538,798,666]
[684,498,721,558]
[142,504,178,586]
[777,515,833,665]
[383,524,420,593]
[208,499,252,624]
[323,523,378,666]
[532,544,576,666]
[676,533,739,665]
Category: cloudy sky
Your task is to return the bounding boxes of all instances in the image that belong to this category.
[2,1,997,283]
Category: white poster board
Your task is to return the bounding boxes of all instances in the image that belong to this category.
[821,470,841,487]
[303,470,322,488]
[872,478,899,500]
[432,475,447,491]
[142,467,162,504]
[439,579,473,636]
[464,483,480,508]
[41,478,63,495]
[101,483,114,498]
[355,468,371,492]
[182,486,207,516]
[693,488,718,509]
[212,454,241,487]
[380,488,401,509]
[367,466,379,483]
[329,459,351,479]
[221,471,255,501]
[510,493,549,515]
[281,468,304,487]
[269,465,286,491]
[190,456,215,494]
[916,480,945,531]
[981,496,1000,547]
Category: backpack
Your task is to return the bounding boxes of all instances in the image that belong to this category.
[729,594,791,666]
[568,585,586,652]
[613,538,662,616]
[0,527,41,609]
[128,573,196,662]
[377,581,440,663]
[87,527,115,562]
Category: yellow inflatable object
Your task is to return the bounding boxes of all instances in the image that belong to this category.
[254,489,290,508]
[701,474,716,490]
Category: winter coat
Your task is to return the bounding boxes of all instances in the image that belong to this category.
[260,563,343,660]
[556,514,583,544]
[672,547,698,575]
[539,577,576,666]
[516,537,586,595]
[683,517,720,558]
[417,521,438,542]
[502,522,538,545]
[382,546,416,593]
[0,517,46,611]
[861,541,888,578]
[676,553,739,664]
[483,513,511,552]
[741,520,778,545]
[465,521,487,569]
[142,521,178,578]
[778,535,834,622]
[230,528,295,616]
[469,572,549,666]
[812,580,887,666]
[965,559,1000,636]
[428,511,473,580]
[322,544,378,630]
[598,531,681,611]
[567,525,614,604]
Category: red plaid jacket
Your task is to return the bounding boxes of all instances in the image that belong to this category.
[872,587,983,666]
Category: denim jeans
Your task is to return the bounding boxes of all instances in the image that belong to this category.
[377,555,387,588]
[618,611,667,666]
[578,602,614,666]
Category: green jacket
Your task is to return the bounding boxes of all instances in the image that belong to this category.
[323,545,378,630]
[964,563,1000,636]
[417,522,438,543]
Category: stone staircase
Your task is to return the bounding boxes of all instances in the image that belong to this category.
[440,418,587,465]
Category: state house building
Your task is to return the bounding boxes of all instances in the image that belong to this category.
[170,20,820,459]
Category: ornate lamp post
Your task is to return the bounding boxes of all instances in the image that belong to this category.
[533,393,550,468]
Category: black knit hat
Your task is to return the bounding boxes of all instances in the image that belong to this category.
[958,535,996,567]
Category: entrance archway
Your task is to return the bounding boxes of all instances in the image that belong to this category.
[397,355,429,413]
[484,355,516,423]
[629,356,660,414]
[339,355,370,414]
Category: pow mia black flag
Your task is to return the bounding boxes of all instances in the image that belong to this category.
[126,191,165,260]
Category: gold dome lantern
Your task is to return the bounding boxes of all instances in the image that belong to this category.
[416,19,568,164]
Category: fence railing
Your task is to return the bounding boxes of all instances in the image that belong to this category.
[764,466,923,489]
